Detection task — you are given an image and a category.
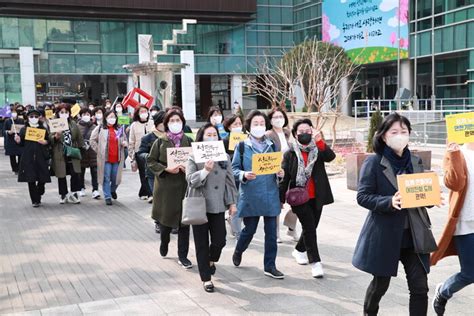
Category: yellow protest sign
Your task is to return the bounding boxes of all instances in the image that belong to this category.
[397,172,441,208]
[25,127,46,142]
[45,109,54,119]
[252,152,283,175]
[228,132,248,150]
[71,103,81,118]
[446,111,474,144]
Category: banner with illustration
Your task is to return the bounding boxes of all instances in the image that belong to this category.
[322,0,409,64]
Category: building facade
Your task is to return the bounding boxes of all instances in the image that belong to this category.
[1,0,473,117]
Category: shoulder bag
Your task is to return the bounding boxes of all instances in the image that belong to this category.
[181,186,208,225]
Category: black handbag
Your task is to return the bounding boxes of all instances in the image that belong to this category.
[408,207,438,254]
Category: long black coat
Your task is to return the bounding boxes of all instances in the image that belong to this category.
[3,118,25,156]
[77,121,98,168]
[17,124,51,183]
[352,153,433,277]
[279,142,336,209]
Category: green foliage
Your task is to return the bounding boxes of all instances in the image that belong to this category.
[366,110,383,153]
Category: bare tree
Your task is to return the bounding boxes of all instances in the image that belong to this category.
[247,40,360,146]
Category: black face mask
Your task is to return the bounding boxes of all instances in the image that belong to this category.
[297,133,312,145]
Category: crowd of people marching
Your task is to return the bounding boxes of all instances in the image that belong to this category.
[1,100,473,315]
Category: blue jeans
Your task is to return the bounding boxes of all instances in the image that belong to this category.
[147,176,154,193]
[235,216,277,270]
[441,233,474,299]
[103,162,119,200]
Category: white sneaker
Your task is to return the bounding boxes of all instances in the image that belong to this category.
[140,196,148,200]
[59,196,66,204]
[67,193,80,204]
[92,190,100,199]
[147,196,153,204]
[311,262,324,278]
[292,249,309,265]
[79,189,86,197]
[277,237,282,244]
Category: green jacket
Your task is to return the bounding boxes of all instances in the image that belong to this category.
[49,120,84,178]
[147,134,193,228]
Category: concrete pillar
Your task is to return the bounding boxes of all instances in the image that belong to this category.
[340,78,352,116]
[230,75,243,111]
[19,47,36,106]
[400,59,413,94]
[180,50,196,122]
[137,35,156,101]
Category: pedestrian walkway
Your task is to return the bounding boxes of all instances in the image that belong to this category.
[0,153,472,315]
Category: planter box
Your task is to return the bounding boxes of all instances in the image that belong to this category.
[345,149,432,191]
[346,152,374,191]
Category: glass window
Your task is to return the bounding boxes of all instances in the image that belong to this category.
[269,7,282,24]
[1,18,19,48]
[126,55,138,65]
[74,21,99,42]
[221,56,246,73]
[47,20,73,42]
[196,25,219,54]
[282,7,293,24]
[100,22,126,53]
[75,44,100,53]
[232,27,245,54]
[454,24,467,50]
[468,22,474,48]
[3,58,20,73]
[419,31,431,55]
[76,55,101,73]
[48,43,75,52]
[196,56,219,73]
[270,32,282,46]
[246,31,257,46]
[19,19,34,47]
[257,6,269,24]
[33,20,47,50]
[125,22,138,53]
[442,26,454,52]
[49,54,75,73]
[102,55,126,73]
[282,32,293,46]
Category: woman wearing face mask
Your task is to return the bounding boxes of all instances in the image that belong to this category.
[208,106,228,139]
[138,111,166,215]
[147,109,194,269]
[92,107,104,125]
[77,108,100,199]
[129,105,154,201]
[50,103,84,204]
[431,140,474,316]
[15,108,51,207]
[186,123,238,292]
[90,110,128,205]
[4,104,25,174]
[266,107,298,243]
[279,119,335,278]
[352,113,437,316]
[231,110,285,279]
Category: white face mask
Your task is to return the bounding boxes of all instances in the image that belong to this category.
[29,117,39,125]
[95,114,103,121]
[107,118,116,126]
[81,115,91,123]
[150,111,158,117]
[203,136,218,142]
[386,134,410,152]
[115,107,122,113]
[231,127,242,133]
[59,113,69,119]
[11,112,18,119]
[250,125,266,138]
[139,113,149,121]
[88,106,94,111]
[168,122,182,134]
[211,115,223,125]
[271,118,285,129]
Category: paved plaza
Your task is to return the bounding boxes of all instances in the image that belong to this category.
[0,148,473,315]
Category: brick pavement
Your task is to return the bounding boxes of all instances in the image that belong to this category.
[0,151,473,315]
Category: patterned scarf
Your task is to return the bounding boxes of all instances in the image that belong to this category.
[62,129,72,147]
[292,141,318,187]
[167,130,184,148]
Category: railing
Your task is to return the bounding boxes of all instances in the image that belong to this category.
[353,98,474,146]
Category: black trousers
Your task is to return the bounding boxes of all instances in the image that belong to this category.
[28,182,45,204]
[10,155,21,172]
[364,248,428,316]
[58,162,81,197]
[293,199,323,263]
[136,153,151,197]
[80,166,98,191]
[192,212,227,282]
[160,224,190,260]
